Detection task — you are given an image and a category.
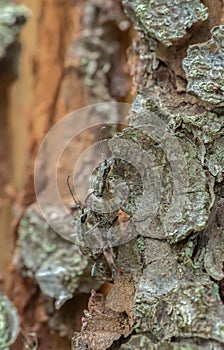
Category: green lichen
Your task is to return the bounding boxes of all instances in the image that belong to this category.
[211,284,221,301]
[17,204,90,309]
[132,238,224,345]
[183,25,224,105]
[107,94,224,246]
[0,0,30,59]
[177,238,201,270]
[109,100,212,243]
[137,236,146,254]
[134,279,224,343]
[120,334,216,349]
[0,295,20,349]
[122,0,208,47]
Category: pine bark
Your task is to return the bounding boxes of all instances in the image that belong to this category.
[1,0,223,349]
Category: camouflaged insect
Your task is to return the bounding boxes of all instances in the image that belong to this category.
[69,127,141,281]
[90,249,117,282]
[70,201,119,249]
[89,126,124,200]
[70,204,118,282]
[91,157,117,197]
[68,175,119,282]
[90,155,143,218]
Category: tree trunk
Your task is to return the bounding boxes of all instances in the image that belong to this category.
[0,0,223,349]
[72,0,224,349]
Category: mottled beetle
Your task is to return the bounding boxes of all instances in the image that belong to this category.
[67,175,118,282]
[68,127,143,281]
[87,126,118,199]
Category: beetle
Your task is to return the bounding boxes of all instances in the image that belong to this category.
[67,175,118,282]
[88,126,118,199]
[91,157,117,197]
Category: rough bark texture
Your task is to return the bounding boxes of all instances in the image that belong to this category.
[0,0,224,349]
[1,0,131,349]
[72,0,224,349]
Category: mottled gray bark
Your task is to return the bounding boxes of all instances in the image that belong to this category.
[74,1,224,349]
[114,1,224,349]
[6,0,224,349]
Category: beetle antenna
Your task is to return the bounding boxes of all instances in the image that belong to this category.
[70,221,100,240]
[85,221,100,234]
[67,175,81,209]
[98,126,107,160]
[84,191,94,205]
